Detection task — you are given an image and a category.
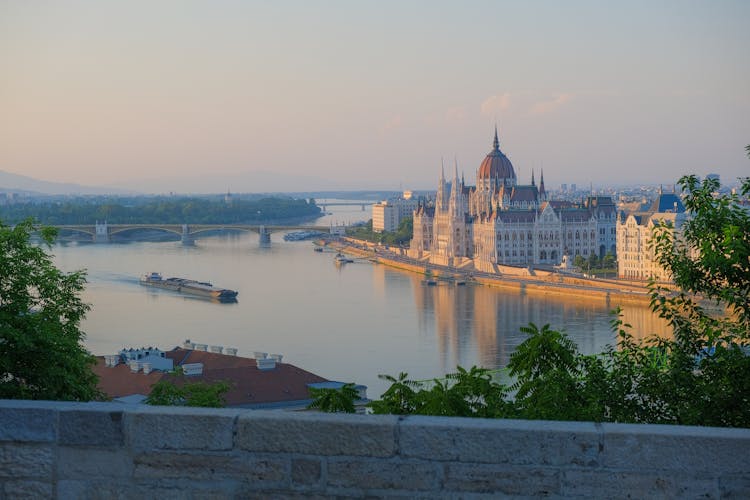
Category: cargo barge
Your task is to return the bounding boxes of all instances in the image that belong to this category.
[140,272,238,300]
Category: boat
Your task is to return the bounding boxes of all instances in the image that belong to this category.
[140,272,238,300]
[313,247,324,252]
[334,253,354,264]
[284,230,324,241]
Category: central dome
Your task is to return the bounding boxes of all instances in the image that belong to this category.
[477,129,516,181]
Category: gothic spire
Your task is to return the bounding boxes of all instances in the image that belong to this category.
[493,125,500,151]
[531,169,536,186]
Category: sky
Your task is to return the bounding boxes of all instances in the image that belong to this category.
[1,1,749,193]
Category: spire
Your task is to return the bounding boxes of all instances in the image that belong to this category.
[531,169,535,186]
[539,169,546,200]
[493,125,500,151]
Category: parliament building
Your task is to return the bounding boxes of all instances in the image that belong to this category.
[409,129,617,272]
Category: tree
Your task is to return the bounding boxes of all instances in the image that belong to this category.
[308,383,359,413]
[146,379,230,407]
[0,219,101,400]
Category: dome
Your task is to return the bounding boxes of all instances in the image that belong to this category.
[477,129,516,181]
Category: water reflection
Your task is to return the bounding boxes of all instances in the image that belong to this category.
[406,269,671,374]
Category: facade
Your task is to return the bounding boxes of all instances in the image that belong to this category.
[411,129,617,270]
[372,195,419,233]
[617,190,686,281]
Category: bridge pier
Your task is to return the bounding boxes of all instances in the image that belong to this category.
[94,221,110,243]
[181,224,194,246]
[258,225,271,246]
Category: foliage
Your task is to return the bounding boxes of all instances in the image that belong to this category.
[346,217,413,246]
[0,196,320,226]
[336,173,750,427]
[145,379,230,407]
[0,219,101,401]
[307,383,359,413]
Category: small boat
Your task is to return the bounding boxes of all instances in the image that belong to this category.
[140,272,238,301]
[314,247,324,252]
[334,253,354,264]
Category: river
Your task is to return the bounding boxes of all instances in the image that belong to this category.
[50,202,670,397]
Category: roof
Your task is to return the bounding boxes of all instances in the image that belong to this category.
[477,128,516,181]
[509,185,538,203]
[93,347,330,408]
[649,192,685,213]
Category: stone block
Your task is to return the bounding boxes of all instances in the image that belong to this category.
[236,411,398,457]
[561,469,719,499]
[57,447,133,479]
[0,444,53,479]
[59,479,242,500]
[443,463,560,496]
[0,400,62,443]
[719,476,750,498]
[326,458,440,491]
[124,406,241,451]
[134,450,288,484]
[3,480,53,499]
[291,458,322,486]
[601,422,750,474]
[399,416,601,466]
[59,405,124,447]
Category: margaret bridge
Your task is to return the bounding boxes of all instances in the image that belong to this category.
[52,222,337,245]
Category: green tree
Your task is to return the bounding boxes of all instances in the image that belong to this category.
[146,379,230,408]
[0,219,100,401]
[307,383,359,413]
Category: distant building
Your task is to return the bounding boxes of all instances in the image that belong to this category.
[94,341,367,409]
[372,196,419,233]
[616,189,687,281]
[410,128,617,269]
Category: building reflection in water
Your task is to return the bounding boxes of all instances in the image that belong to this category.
[408,272,671,373]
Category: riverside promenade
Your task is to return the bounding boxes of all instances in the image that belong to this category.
[325,237,656,305]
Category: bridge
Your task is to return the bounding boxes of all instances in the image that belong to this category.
[319,201,374,211]
[53,222,334,245]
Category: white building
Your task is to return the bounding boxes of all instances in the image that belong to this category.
[372,195,419,233]
[617,190,686,281]
[411,129,617,270]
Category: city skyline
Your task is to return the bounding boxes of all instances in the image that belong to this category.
[1,1,749,193]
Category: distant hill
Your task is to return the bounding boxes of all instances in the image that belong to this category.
[0,170,134,195]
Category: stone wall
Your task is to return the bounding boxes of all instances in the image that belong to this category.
[1,400,748,499]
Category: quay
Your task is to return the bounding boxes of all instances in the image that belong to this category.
[322,237,658,305]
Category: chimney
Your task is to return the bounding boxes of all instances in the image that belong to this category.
[253,351,268,359]
[210,345,223,354]
[129,361,140,373]
[268,354,283,363]
[257,358,276,371]
[225,347,238,356]
[194,344,208,351]
[142,362,152,375]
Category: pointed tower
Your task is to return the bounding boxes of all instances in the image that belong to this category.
[531,169,536,187]
[539,169,546,201]
[437,159,447,211]
[450,160,462,218]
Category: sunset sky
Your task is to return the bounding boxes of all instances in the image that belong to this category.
[1,1,748,192]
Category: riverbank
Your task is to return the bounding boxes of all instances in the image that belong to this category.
[322,237,656,305]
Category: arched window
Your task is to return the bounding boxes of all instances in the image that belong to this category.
[575,231,580,240]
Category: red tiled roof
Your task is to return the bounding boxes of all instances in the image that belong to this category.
[94,347,329,407]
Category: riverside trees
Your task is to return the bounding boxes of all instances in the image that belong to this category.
[0,220,100,400]
[311,175,750,427]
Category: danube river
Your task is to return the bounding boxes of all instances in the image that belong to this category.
[51,204,670,397]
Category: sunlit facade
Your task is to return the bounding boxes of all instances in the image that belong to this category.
[410,129,617,270]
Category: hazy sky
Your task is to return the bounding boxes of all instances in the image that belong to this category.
[1,1,748,192]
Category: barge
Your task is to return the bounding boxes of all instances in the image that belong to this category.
[140,272,238,300]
